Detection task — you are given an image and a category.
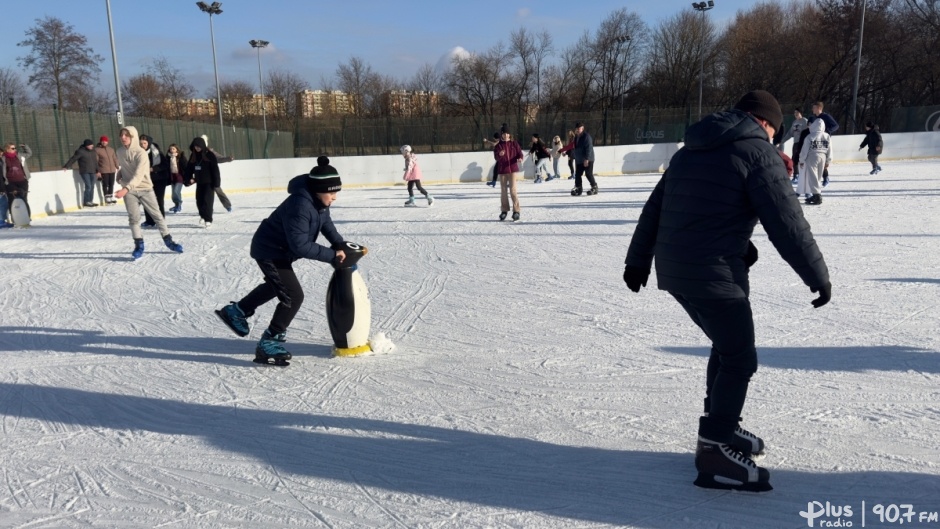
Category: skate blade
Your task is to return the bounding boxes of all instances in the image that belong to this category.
[694,473,773,492]
[253,355,290,367]
[215,309,249,337]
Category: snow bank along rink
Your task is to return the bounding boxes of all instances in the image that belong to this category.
[1,159,938,528]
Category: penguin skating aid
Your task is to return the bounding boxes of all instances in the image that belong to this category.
[326,242,373,357]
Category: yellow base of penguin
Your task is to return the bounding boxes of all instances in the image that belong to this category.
[332,342,373,357]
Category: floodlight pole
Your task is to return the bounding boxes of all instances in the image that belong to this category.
[249,39,269,137]
[849,0,867,135]
[105,0,124,125]
[692,1,715,120]
[197,2,226,155]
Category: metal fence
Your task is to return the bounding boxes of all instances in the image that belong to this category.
[293,106,713,158]
[0,103,293,171]
[10,102,934,169]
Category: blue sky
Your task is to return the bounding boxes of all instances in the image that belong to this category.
[3,0,754,97]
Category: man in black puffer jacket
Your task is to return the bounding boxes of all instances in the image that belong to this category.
[623,90,831,492]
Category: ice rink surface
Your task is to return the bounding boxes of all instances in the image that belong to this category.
[1,160,938,528]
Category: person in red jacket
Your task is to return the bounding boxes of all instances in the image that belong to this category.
[493,125,523,221]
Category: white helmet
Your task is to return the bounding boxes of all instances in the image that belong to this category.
[400,144,412,154]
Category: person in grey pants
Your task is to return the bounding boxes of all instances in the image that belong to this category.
[114,126,183,259]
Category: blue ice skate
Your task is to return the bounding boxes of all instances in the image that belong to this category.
[163,235,183,253]
[131,239,144,261]
[216,302,250,337]
[254,329,291,366]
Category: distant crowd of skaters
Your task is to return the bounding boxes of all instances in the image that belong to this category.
[774,100,884,206]
[0,132,233,231]
[477,121,598,222]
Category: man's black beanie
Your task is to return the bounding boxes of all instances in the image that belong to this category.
[734,90,783,131]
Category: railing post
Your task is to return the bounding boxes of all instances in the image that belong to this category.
[53,104,65,163]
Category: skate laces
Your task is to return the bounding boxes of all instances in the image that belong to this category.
[736,425,757,440]
[722,445,757,468]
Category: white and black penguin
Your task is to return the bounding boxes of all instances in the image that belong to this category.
[326,241,372,356]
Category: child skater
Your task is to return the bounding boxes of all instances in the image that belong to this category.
[401,145,434,207]
[216,156,347,366]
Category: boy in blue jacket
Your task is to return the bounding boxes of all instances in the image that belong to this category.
[216,156,347,365]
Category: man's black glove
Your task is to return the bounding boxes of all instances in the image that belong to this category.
[744,240,758,269]
[623,266,650,293]
[810,282,831,308]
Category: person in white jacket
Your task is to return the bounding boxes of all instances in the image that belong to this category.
[797,117,831,205]
[114,126,184,259]
[776,109,808,183]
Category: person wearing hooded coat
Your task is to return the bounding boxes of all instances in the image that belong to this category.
[215,156,347,364]
[114,126,183,259]
[623,90,830,491]
[64,139,100,207]
[184,136,221,227]
[95,136,120,204]
[859,121,883,175]
[798,117,831,205]
[140,134,170,227]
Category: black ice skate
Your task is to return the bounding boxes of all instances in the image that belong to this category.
[585,185,599,196]
[804,194,822,205]
[694,437,772,492]
[570,187,582,196]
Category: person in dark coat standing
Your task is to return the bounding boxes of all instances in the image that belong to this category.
[185,136,221,228]
[571,121,599,195]
[216,156,347,364]
[859,121,883,175]
[140,135,170,227]
[64,139,100,207]
[623,90,831,492]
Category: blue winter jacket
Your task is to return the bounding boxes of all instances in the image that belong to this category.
[626,109,829,299]
[250,174,344,263]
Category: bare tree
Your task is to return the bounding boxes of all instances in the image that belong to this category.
[594,9,648,112]
[441,44,509,131]
[16,16,104,110]
[0,67,33,107]
[123,73,168,117]
[153,57,195,120]
[903,0,940,30]
[336,56,374,117]
[266,68,309,129]
[721,3,792,104]
[555,33,598,111]
[637,11,717,109]
[408,63,443,116]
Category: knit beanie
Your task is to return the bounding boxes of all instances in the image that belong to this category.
[308,156,342,193]
[82,139,94,147]
[734,90,783,131]
[99,136,109,143]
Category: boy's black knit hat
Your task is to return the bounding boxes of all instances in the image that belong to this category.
[734,90,783,131]
[308,156,342,193]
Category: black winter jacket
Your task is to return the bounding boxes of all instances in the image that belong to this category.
[185,137,221,187]
[625,110,829,298]
[860,126,883,156]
